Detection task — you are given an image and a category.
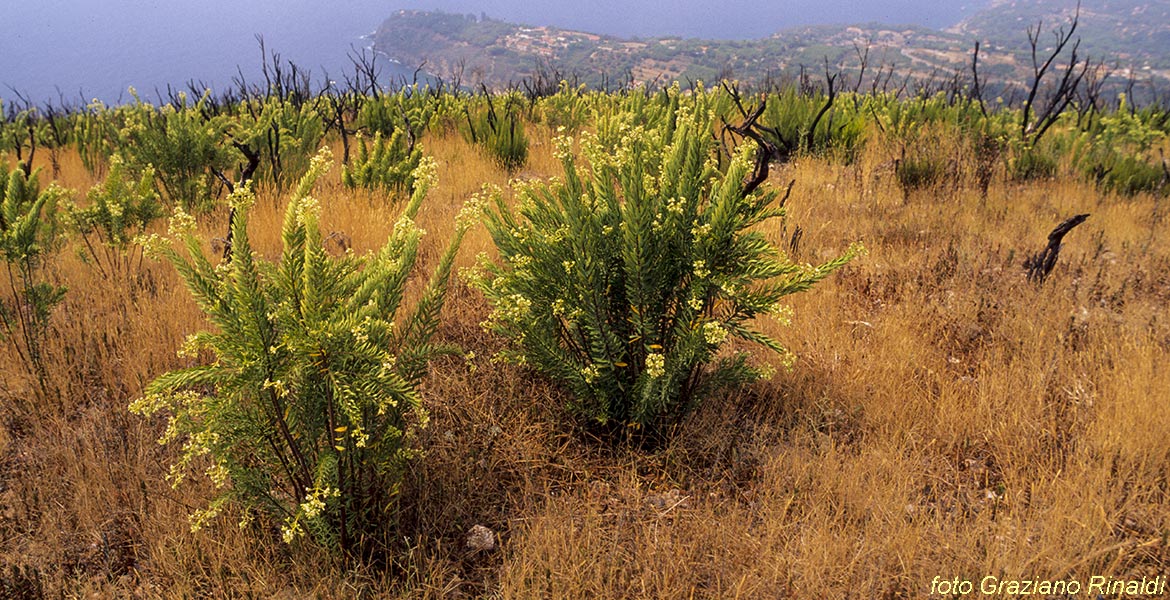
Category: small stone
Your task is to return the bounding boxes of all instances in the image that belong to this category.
[465,524,496,552]
[646,488,688,511]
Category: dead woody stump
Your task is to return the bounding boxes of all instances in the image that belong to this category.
[1025,213,1090,283]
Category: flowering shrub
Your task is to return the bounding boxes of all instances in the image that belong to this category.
[474,94,861,433]
[131,148,475,556]
[65,154,162,280]
[0,164,67,392]
[116,91,236,211]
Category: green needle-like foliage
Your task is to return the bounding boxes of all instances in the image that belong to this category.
[762,87,867,160]
[341,130,423,196]
[235,96,327,190]
[535,82,593,132]
[356,87,433,140]
[475,91,862,435]
[464,94,529,172]
[132,148,475,557]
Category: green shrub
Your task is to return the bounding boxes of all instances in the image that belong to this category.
[465,95,528,172]
[118,91,236,211]
[1093,153,1166,196]
[235,96,326,190]
[0,104,38,167]
[65,154,162,280]
[73,100,121,175]
[761,87,866,160]
[1075,95,1169,196]
[0,165,67,391]
[896,149,947,192]
[131,149,475,557]
[474,102,861,434]
[341,130,423,196]
[355,88,433,140]
[535,82,592,132]
[1010,146,1059,181]
[485,114,528,172]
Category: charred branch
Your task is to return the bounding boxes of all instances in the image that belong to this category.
[720,82,779,197]
[1025,213,1090,283]
[212,142,261,261]
[971,41,987,116]
[1020,3,1089,146]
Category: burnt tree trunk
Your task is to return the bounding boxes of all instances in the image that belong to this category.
[1025,213,1090,283]
[212,142,261,261]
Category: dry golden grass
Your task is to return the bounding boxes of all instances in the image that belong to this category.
[1,120,1168,598]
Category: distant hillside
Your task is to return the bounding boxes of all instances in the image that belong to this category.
[371,4,1170,94]
[952,0,1170,69]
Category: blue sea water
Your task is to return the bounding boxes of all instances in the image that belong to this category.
[1,0,407,107]
[0,0,987,107]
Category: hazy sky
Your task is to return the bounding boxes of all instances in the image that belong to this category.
[1,0,989,105]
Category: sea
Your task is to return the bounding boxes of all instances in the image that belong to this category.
[0,0,411,108]
[0,0,988,108]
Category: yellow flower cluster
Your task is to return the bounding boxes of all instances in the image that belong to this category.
[645,353,666,379]
[553,133,575,162]
[166,206,197,237]
[281,520,303,544]
[457,184,495,230]
[490,293,533,325]
[703,321,729,346]
[227,183,256,212]
[769,303,795,326]
[299,486,339,520]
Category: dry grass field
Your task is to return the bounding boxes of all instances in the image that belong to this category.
[2,118,1168,598]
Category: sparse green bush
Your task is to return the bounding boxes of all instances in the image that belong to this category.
[65,154,162,280]
[235,96,326,190]
[1075,95,1169,195]
[536,82,592,132]
[970,130,1006,198]
[1010,145,1060,181]
[762,87,866,160]
[131,149,474,557]
[0,165,67,392]
[1087,152,1167,196]
[118,91,236,211]
[0,104,39,168]
[356,88,432,140]
[896,146,948,192]
[425,90,468,134]
[73,100,121,175]
[465,95,528,171]
[474,101,860,435]
[341,130,423,196]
